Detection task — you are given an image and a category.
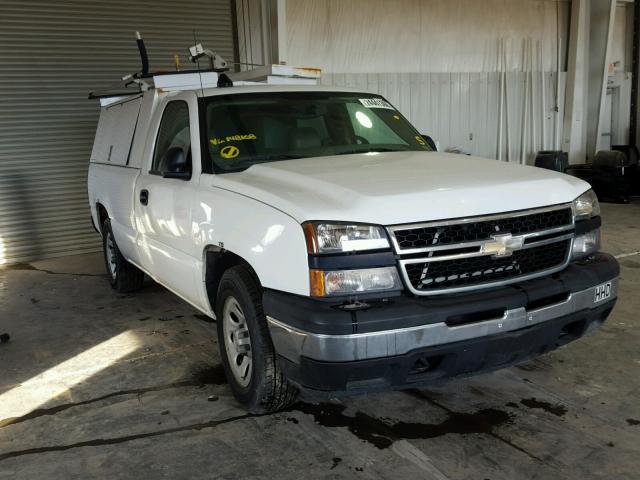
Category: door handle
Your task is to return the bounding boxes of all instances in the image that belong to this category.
[140,189,149,206]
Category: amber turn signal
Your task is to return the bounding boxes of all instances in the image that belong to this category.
[309,269,325,297]
[303,223,319,254]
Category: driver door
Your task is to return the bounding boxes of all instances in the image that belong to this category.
[134,97,201,306]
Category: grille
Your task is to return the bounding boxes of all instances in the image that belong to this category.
[404,240,570,293]
[393,207,572,250]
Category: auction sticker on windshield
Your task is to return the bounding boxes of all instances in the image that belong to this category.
[359,98,395,110]
[220,145,240,159]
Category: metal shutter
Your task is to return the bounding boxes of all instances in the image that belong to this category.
[0,0,236,264]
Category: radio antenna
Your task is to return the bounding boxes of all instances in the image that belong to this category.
[193,29,205,97]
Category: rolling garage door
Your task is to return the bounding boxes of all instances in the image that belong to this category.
[0,0,236,264]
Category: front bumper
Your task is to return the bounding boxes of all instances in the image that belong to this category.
[264,253,619,393]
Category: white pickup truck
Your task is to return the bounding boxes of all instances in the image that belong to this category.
[88,70,618,413]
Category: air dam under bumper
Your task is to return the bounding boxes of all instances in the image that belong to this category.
[265,253,618,393]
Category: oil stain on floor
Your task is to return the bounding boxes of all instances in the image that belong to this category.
[291,401,513,449]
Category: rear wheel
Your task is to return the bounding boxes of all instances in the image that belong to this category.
[216,265,298,413]
[102,219,145,292]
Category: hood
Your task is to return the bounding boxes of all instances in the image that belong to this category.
[210,151,590,225]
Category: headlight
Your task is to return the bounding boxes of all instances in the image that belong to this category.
[571,229,601,260]
[310,267,402,296]
[573,189,600,220]
[303,222,390,254]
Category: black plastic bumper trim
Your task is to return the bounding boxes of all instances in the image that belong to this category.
[262,252,619,335]
[279,299,616,394]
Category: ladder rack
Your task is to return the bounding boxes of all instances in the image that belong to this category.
[88,33,321,104]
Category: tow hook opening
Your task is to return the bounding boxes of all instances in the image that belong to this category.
[408,354,444,377]
[557,319,587,345]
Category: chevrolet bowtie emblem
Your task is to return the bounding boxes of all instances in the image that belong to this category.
[481,233,525,257]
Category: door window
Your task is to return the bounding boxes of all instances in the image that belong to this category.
[152,101,191,175]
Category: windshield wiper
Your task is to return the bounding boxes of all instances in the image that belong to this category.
[333,147,408,156]
[252,154,305,162]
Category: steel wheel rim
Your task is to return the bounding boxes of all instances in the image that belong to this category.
[106,233,117,279]
[222,296,253,387]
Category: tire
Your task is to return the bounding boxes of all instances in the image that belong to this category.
[102,218,145,293]
[216,264,298,413]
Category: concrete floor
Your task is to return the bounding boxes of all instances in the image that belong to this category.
[1,202,639,480]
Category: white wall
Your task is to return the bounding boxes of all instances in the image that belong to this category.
[234,0,634,163]
[322,71,565,162]
[285,0,570,73]
[236,0,272,68]
[611,2,631,73]
[282,0,571,162]
[281,0,633,163]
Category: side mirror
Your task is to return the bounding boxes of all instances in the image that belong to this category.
[421,135,437,151]
[161,146,191,180]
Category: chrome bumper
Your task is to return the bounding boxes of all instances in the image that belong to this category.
[267,278,618,363]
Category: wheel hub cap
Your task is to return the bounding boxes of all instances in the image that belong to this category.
[222,296,252,387]
[106,233,117,279]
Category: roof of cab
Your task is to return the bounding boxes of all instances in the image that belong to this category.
[194,84,373,98]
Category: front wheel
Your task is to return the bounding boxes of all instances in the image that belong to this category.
[102,219,145,293]
[216,265,298,413]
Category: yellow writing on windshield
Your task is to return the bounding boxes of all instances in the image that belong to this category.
[210,134,257,146]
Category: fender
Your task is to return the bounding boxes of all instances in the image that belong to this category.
[193,178,310,299]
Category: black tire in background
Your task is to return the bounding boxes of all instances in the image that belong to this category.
[101,218,145,293]
[216,264,298,413]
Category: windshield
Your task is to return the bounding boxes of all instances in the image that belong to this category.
[202,92,431,173]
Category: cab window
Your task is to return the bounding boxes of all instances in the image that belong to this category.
[152,101,191,176]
